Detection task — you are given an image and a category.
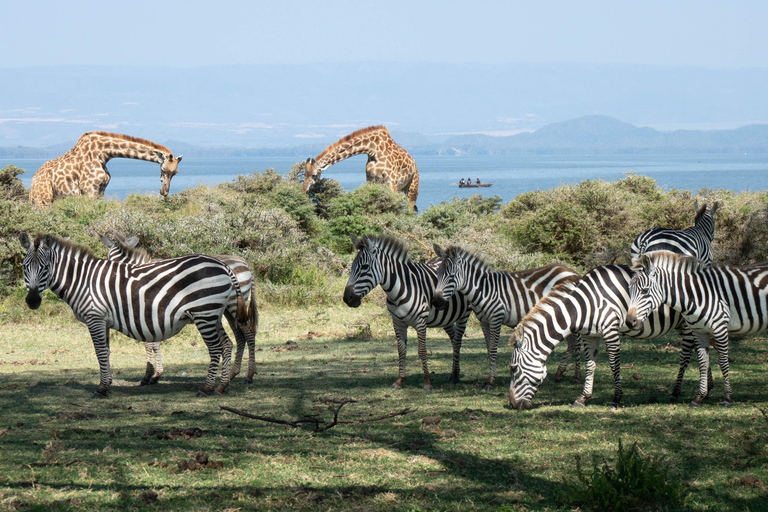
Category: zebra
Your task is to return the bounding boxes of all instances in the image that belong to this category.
[508,264,706,410]
[630,202,719,266]
[99,235,259,385]
[343,235,471,390]
[20,233,249,398]
[431,244,583,390]
[627,251,768,407]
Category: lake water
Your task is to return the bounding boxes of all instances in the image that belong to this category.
[5,154,768,211]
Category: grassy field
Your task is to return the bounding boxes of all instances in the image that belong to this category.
[1,287,768,511]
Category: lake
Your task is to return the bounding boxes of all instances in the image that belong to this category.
[5,154,768,211]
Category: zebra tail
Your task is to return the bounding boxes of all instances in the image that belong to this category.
[237,295,249,328]
[248,285,259,334]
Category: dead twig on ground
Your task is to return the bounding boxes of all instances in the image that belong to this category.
[219,398,415,432]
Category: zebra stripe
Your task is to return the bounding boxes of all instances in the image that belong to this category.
[100,235,259,385]
[431,244,583,390]
[630,202,718,265]
[343,235,471,390]
[627,251,768,406]
[20,233,248,398]
[508,264,705,410]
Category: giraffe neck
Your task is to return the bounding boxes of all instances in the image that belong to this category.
[77,132,169,166]
[315,127,389,170]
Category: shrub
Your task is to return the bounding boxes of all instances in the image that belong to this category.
[560,440,687,511]
[0,165,28,202]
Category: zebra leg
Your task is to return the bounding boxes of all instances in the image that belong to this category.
[480,320,500,391]
[215,325,234,395]
[243,328,257,384]
[193,317,224,397]
[573,337,599,407]
[602,329,623,409]
[391,320,409,390]
[553,339,570,382]
[670,329,696,403]
[443,324,461,383]
[140,342,155,386]
[150,342,163,384]
[711,329,732,407]
[85,317,112,398]
[690,337,711,407]
[416,319,433,391]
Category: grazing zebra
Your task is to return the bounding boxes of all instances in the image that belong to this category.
[508,264,705,410]
[100,235,259,385]
[627,251,768,407]
[343,235,471,390]
[630,202,719,265]
[431,244,583,390]
[20,233,249,398]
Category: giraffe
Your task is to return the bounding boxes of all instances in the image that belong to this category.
[302,125,420,210]
[29,131,182,208]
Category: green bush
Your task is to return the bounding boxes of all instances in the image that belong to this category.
[560,440,687,511]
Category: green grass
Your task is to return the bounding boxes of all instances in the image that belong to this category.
[1,290,768,511]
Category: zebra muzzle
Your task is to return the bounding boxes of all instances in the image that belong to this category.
[25,290,42,310]
[430,293,449,310]
[343,286,362,308]
[626,308,640,329]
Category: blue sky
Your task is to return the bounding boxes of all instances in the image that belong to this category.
[2,1,767,68]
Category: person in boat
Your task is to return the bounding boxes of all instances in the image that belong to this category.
[467,177,471,184]
[459,178,465,186]
[476,177,481,185]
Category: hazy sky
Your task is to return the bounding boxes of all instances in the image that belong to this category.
[2,1,767,68]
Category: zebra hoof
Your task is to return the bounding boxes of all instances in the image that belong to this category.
[571,400,586,408]
[481,384,493,391]
[609,402,620,410]
[390,384,403,390]
[721,401,732,408]
[196,391,209,398]
[668,395,679,404]
[553,373,564,383]
[90,391,108,399]
[689,401,700,408]
[244,378,253,384]
[139,380,150,387]
[448,374,460,384]
[423,384,433,391]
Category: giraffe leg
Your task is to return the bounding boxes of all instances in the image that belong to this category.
[406,172,419,212]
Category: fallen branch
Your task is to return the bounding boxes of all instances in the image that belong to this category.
[219,398,416,432]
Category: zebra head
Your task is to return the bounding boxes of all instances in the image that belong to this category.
[20,233,55,310]
[431,244,461,310]
[626,253,663,329]
[343,235,384,308]
[100,235,148,264]
[508,323,548,410]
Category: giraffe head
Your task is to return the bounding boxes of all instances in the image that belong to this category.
[159,154,182,197]
[302,158,321,193]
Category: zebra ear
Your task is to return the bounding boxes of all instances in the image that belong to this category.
[433,243,446,258]
[513,324,525,348]
[350,234,360,247]
[639,253,655,275]
[19,232,31,250]
[43,234,55,248]
[100,235,114,248]
[125,236,140,248]
[710,201,719,216]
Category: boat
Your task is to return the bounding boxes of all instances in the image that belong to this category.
[458,182,493,188]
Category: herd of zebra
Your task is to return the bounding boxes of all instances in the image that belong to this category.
[19,199,765,410]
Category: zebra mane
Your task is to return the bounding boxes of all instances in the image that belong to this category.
[633,250,708,274]
[35,234,99,260]
[518,280,580,325]
[113,238,151,263]
[444,246,490,271]
[354,234,410,262]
